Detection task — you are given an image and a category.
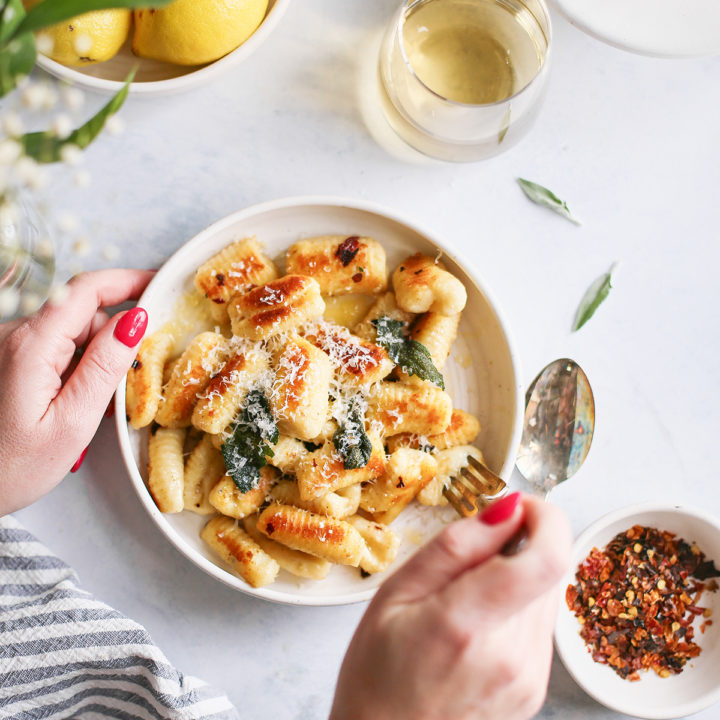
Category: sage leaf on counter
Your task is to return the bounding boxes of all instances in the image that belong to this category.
[372,316,445,389]
[573,263,619,331]
[333,396,372,470]
[517,178,581,226]
[20,69,135,163]
[221,390,278,493]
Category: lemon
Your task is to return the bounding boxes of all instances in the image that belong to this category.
[34,9,131,67]
[133,0,270,66]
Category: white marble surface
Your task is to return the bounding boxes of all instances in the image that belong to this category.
[14,1,720,718]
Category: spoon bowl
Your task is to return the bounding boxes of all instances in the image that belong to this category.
[516,358,595,496]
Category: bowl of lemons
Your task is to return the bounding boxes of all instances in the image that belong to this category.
[32,0,290,95]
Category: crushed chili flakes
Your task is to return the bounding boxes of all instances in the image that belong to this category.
[566,525,720,681]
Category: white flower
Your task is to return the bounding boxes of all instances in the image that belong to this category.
[0,288,20,318]
[13,156,46,190]
[72,237,91,257]
[35,237,54,260]
[21,83,48,110]
[105,116,126,136]
[41,83,59,111]
[20,292,42,316]
[73,34,93,56]
[74,169,91,188]
[62,86,85,111]
[51,113,74,139]
[56,212,78,234]
[36,33,54,55]
[0,199,19,230]
[48,283,70,306]
[60,144,84,166]
[0,139,23,166]
[2,112,24,137]
[102,243,119,261]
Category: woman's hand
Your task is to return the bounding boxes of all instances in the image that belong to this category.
[330,493,572,720]
[0,269,153,516]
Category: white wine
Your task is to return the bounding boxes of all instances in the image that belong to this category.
[378,0,550,161]
[402,0,545,105]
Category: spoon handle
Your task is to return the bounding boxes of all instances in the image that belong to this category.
[501,525,528,555]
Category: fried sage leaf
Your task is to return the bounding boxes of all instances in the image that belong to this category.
[333,396,372,470]
[573,263,618,331]
[517,178,581,226]
[372,316,444,389]
[221,390,278,493]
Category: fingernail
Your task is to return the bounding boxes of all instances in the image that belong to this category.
[114,307,148,347]
[480,492,521,525]
[71,447,89,473]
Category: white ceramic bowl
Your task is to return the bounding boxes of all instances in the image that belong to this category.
[555,503,720,719]
[36,0,290,96]
[551,0,720,58]
[115,196,524,605]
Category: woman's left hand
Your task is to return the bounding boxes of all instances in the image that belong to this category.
[0,269,153,515]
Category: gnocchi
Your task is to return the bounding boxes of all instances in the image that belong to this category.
[130,236,496,590]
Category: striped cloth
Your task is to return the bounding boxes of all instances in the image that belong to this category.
[0,516,239,720]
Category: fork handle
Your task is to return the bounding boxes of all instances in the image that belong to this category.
[501,524,528,556]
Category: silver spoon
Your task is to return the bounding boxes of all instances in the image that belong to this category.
[516,357,595,497]
[502,358,595,553]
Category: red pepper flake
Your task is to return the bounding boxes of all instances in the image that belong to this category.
[335,236,360,267]
[566,525,719,681]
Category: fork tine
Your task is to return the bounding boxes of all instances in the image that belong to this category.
[442,481,478,517]
[444,455,509,518]
[467,456,507,496]
[460,466,494,495]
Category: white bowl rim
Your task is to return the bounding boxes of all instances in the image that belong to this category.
[115,193,525,605]
[555,500,720,718]
[35,0,291,96]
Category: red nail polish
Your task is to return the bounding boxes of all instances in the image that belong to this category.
[114,307,148,348]
[480,492,521,525]
[71,447,88,473]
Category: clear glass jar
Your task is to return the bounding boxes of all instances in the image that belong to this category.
[0,194,55,321]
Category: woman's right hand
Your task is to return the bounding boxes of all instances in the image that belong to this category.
[330,493,572,720]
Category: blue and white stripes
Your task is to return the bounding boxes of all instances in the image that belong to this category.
[0,516,238,719]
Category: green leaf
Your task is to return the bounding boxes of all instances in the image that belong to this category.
[517,178,581,226]
[242,389,279,445]
[19,69,135,163]
[221,389,278,493]
[573,263,618,331]
[0,26,34,97]
[372,315,445,389]
[0,0,34,98]
[400,340,445,389]
[372,316,405,364]
[1,0,26,43]
[12,0,174,37]
[333,396,372,470]
[221,431,263,494]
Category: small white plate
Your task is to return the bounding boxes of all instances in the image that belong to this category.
[551,0,720,58]
[115,195,524,605]
[36,0,290,96]
[555,503,720,719]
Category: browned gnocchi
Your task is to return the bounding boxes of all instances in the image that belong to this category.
[129,235,493,590]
